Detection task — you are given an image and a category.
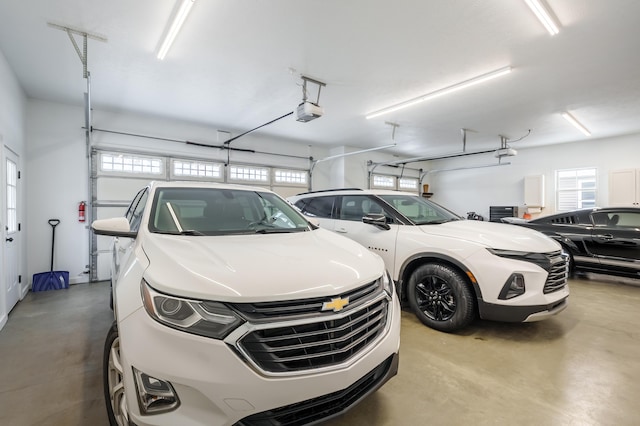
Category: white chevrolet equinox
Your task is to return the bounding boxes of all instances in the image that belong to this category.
[288,189,569,333]
[92,181,400,426]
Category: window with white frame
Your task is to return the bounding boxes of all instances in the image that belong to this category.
[274,169,308,186]
[556,168,597,211]
[372,174,395,189]
[229,165,269,183]
[6,158,17,233]
[173,159,223,180]
[100,153,163,175]
[398,178,419,191]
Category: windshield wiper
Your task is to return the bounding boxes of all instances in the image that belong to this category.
[254,228,297,234]
[156,229,205,236]
[420,219,452,225]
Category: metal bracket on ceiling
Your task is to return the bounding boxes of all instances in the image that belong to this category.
[47,22,107,78]
[385,121,400,143]
[300,75,326,105]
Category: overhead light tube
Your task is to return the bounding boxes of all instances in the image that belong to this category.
[562,112,591,136]
[365,66,512,119]
[524,0,559,35]
[157,0,195,60]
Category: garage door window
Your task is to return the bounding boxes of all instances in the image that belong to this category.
[556,168,596,211]
[172,159,223,180]
[399,178,419,192]
[229,165,269,183]
[372,175,395,189]
[100,153,163,176]
[274,169,307,186]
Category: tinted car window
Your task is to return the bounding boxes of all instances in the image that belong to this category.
[614,212,640,228]
[591,211,640,228]
[338,195,395,223]
[339,196,366,221]
[295,196,335,218]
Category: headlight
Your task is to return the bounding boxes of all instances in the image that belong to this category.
[487,248,550,271]
[141,280,244,339]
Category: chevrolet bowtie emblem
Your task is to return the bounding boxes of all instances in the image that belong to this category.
[322,297,350,312]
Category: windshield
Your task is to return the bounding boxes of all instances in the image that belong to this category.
[378,194,462,225]
[149,187,312,235]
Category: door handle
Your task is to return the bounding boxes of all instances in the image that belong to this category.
[335,227,348,233]
[5,237,13,242]
[596,234,614,240]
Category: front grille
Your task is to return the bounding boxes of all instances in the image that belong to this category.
[237,299,388,373]
[232,280,380,321]
[235,355,395,426]
[544,250,568,294]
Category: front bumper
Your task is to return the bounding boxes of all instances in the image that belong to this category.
[466,248,570,322]
[119,294,401,426]
[477,295,569,322]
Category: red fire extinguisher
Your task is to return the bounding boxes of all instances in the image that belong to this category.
[79,201,86,222]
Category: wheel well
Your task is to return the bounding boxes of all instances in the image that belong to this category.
[398,256,479,304]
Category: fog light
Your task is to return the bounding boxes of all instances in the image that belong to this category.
[132,367,180,415]
[498,273,525,300]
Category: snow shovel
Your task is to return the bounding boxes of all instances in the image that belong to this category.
[32,219,69,292]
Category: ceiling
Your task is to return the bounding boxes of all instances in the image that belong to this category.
[1,0,639,158]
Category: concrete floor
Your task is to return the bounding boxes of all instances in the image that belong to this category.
[1,274,639,425]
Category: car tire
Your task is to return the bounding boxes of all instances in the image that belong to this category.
[104,322,129,426]
[407,263,475,333]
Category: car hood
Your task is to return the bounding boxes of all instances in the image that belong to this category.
[141,229,384,302]
[418,220,560,252]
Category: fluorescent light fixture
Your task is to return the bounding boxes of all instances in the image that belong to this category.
[524,0,559,35]
[562,112,591,136]
[365,66,512,119]
[157,0,195,60]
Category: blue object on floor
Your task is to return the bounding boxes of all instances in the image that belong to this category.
[32,219,69,292]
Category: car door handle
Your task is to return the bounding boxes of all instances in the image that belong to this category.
[596,234,614,240]
[335,227,348,233]
[5,237,13,242]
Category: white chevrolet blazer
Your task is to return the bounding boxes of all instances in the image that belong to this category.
[92,181,400,426]
[288,189,569,333]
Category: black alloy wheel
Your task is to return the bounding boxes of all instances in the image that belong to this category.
[407,263,475,333]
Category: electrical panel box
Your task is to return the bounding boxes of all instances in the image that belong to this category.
[524,175,545,208]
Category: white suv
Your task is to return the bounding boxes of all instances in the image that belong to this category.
[92,181,400,426]
[288,189,569,333]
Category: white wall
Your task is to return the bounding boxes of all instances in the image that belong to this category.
[422,133,640,219]
[26,100,88,286]
[0,48,27,329]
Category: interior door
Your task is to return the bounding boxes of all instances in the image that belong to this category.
[4,148,20,314]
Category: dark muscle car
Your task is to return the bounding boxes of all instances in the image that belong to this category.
[508,207,640,279]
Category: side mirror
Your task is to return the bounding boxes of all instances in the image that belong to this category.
[92,217,137,238]
[363,214,391,230]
